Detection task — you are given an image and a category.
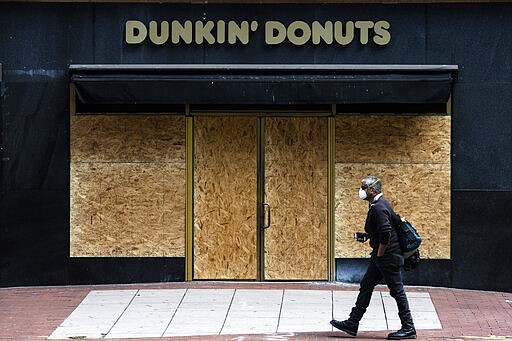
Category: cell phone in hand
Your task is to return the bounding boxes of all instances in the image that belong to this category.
[354,232,368,242]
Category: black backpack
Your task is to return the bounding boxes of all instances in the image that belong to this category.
[393,215,422,271]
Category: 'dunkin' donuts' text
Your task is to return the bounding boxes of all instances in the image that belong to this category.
[125,20,391,46]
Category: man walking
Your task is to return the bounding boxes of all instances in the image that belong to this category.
[330,176,416,340]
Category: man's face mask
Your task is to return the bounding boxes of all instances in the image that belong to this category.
[359,188,367,200]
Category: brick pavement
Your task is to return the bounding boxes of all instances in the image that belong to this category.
[1,282,511,341]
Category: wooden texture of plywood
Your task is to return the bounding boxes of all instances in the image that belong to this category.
[70,162,186,256]
[335,115,450,259]
[71,115,185,162]
[70,114,186,257]
[193,116,258,280]
[264,117,328,280]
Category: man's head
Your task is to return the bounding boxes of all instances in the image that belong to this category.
[359,175,382,201]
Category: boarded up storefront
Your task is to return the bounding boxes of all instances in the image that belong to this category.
[69,65,453,281]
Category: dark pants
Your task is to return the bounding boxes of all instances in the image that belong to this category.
[350,253,414,329]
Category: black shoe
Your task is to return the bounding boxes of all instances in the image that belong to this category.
[387,327,417,340]
[330,319,358,336]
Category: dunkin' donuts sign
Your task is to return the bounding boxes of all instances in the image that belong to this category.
[125,19,391,46]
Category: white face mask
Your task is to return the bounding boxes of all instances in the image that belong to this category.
[358,188,367,200]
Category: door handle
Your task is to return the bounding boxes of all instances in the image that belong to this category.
[263,203,271,229]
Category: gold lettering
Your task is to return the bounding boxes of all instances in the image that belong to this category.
[265,21,286,45]
[125,20,147,44]
[228,21,249,44]
[334,21,354,45]
[149,20,169,45]
[312,21,333,45]
[195,21,215,44]
[287,21,311,46]
[373,20,391,45]
[217,20,226,44]
[251,21,258,32]
[124,19,391,47]
[355,21,374,44]
[171,20,192,44]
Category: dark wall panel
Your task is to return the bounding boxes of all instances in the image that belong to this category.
[0,3,94,69]
[426,4,512,84]
[452,191,512,292]
[0,190,69,286]
[336,259,452,288]
[451,83,512,191]
[70,258,185,285]
[1,77,69,191]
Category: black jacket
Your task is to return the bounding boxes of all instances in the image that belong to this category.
[364,195,402,255]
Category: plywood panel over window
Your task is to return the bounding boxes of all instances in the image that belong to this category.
[335,114,451,259]
[70,115,186,257]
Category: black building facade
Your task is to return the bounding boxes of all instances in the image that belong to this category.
[1,2,511,292]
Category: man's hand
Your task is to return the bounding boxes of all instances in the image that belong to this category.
[377,243,388,256]
[354,232,369,243]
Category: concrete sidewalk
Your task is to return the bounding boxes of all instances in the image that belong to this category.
[1,281,511,341]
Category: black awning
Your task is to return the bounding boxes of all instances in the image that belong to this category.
[70,64,457,113]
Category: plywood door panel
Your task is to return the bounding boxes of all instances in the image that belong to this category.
[193,116,258,280]
[264,117,328,280]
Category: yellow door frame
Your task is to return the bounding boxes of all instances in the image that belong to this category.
[327,106,336,281]
[185,106,194,281]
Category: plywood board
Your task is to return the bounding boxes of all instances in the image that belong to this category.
[70,161,186,257]
[264,117,328,280]
[335,115,451,164]
[335,115,451,259]
[193,116,258,280]
[70,114,186,257]
[71,115,185,162]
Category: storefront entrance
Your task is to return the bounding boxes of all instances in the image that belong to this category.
[193,115,328,280]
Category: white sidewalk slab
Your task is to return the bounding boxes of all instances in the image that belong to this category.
[163,289,234,337]
[49,290,138,339]
[108,289,186,338]
[49,288,442,339]
[221,289,282,335]
[279,290,333,333]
